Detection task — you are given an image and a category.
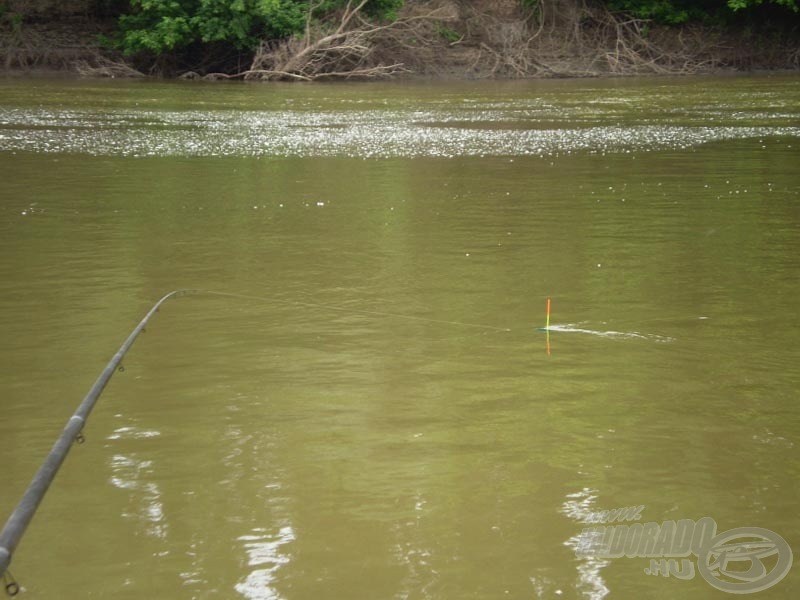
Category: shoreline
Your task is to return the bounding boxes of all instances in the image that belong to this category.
[1,63,798,83]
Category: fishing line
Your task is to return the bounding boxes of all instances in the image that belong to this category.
[183,289,516,380]
[183,289,514,333]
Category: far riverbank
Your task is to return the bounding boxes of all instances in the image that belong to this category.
[2,1,798,81]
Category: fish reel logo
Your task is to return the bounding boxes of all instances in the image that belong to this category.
[574,509,793,594]
[698,527,793,594]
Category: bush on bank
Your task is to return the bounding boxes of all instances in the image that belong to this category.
[109,0,403,53]
[604,0,798,25]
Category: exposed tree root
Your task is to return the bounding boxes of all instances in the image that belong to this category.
[367,0,800,79]
[430,0,727,78]
[0,17,132,74]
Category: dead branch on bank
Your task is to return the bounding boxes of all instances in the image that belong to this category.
[0,23,61,70]
[210,0,456,81]
[73,54,145,77]
[455,0,740,78]
[0,17,141,75]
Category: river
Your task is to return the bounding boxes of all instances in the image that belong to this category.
[1,74,798,599]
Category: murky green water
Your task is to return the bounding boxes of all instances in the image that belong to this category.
[1,75,799,599]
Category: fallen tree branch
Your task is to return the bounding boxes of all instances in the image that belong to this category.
[235,0,456,80]
[73,55,145,78]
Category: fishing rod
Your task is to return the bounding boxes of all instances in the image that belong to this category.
[0,288,514,594]
[0,290,185,594]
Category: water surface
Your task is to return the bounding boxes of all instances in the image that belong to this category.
[1,75,799,599]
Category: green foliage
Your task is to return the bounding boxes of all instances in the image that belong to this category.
[728,0,798,10]
[112,0,404,56]
[1,5,24,33]
[116,0,277,53]
[364,0,403,20]
[605,0,799,24]
[254,0,306,38]
[437,25,461,43]
[605,0,691,23]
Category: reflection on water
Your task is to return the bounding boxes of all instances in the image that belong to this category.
[235,526,295,600]
[562,489,610,600]
[108,453,168,539]
[392,492,439,600]
[107,425,161,440]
